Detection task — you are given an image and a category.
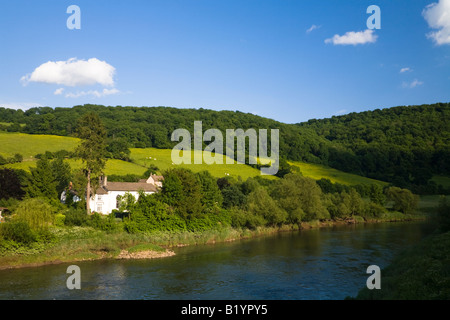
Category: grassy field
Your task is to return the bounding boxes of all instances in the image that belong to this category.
[289,160,388,187]
[130,147,274,180]
[431,175,450,188]
[1,131,392,184]
[0,132,79,160]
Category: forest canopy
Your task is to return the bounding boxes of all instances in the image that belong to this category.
[1,102,449,191]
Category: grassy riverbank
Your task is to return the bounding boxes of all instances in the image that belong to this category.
[353,230,450,300]
[351,196,450,300]
[0,213,426,271]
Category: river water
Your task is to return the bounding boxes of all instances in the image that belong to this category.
[0,221,433,300]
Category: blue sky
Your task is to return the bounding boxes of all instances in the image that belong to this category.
[1,0,449,123]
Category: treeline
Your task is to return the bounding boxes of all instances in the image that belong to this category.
[118,169,419,234]
[1,163,420,253]
[297,103,450,192]
[1,103,450,191]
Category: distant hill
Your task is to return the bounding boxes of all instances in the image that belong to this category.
[1,102,449,191]
[297,103,450,189]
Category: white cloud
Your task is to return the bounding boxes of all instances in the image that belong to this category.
[423,0,450,45]
[21,58,116,87]
[400,67,412,73]
[65,88,120,98]
[306,24,320,33]
[402,79,424,88]
[54,88,64,95]
[325,29,377,45]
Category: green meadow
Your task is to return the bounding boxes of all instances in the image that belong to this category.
[289,160,388,187]
[0,132,79,160]
[0,132,391,185]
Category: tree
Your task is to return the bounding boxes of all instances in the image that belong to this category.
[13,198,56,231]
[106,137,131,160]
[75,112,107,214]
[196,171,223,210]
[51,157,72,198]
[246,187,287,227]
[161,168,203,219]
[386,187,419,214]
[0,168,26,200]
[368,184,386,205]
[272,173,329,221]
[27,158,58,200]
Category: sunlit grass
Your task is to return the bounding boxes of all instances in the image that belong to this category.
[289,160,388,187]
[1,132,391,184]
[130,147,275,180]
[0,132,79,159]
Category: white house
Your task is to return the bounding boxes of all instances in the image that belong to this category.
[89,175,164,215]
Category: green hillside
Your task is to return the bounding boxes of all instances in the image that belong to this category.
[289,161,388,187]
[0,132,389,185]
[1,103,450,192]
[0,132,79,159]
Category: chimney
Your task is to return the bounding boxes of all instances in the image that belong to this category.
[100,176,107,187]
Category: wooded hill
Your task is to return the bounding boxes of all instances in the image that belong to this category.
[1,102,449,192]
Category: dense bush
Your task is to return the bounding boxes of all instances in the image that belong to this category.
[13,198,56,231]
[0,222,36,244]
[63,207,89,226]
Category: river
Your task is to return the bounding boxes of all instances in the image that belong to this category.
[0,221,433,300]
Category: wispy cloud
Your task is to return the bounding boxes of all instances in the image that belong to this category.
[423,0,450,45]
[400,67,412,73]
[64,88,120,98]
[325,29,377,45]
[306,24,321,33]
[402,79,424,88]
[54,88,64,95]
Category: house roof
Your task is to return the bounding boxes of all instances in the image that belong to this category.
[139,175,164,183]
[96,182,157,194]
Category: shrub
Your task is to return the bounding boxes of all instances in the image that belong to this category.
[361,201,386,219]
[64,207,89,226]
[54,213,66,227]
[14,198,56,231]
[386,187,419,214]
[0,222,36,245]
[87,212,119,232]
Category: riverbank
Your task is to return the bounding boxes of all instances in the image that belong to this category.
[0,213,427,271]
[352,230,450,300]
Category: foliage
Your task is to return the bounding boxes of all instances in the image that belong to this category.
[2,103,450,192]
[87,212,119,232]
[386,187,419,214]
[74,112,107,214]
[354,231,450,300]
[13,198,56,231]
[0,222,36,245]
[124,193,187,233]
[436,196,450,233]
[246,187,287,227]
[160,168,203,219]
[63,207,89,226]
[0,168,26,200]
[106,137,131,161]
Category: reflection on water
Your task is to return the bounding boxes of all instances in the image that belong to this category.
[0,221,433,300]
